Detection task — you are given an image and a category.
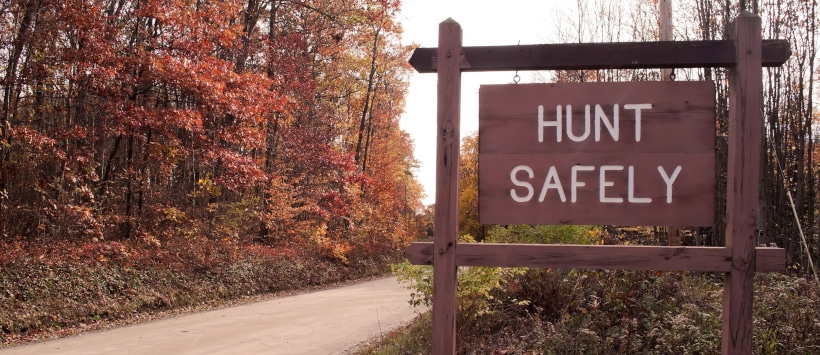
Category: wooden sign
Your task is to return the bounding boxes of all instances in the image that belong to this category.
[479,81,715,226]
[406,12,790,355]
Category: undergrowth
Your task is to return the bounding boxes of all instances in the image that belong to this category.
[378,269,819,354]
[372,226,820,354]
[0,236,401,346]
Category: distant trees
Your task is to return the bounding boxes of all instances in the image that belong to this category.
[0,0,421,257]
[457,133,485,241]
[755,0,817,271]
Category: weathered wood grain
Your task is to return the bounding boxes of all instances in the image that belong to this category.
[723,12,762,355]
[406,242,786,273]
[431,18,461,355]
[479,81,716,154]
[408,40,791,73]
[477,81,717,226]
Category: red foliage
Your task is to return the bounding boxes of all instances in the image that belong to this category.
[0,0,421,263]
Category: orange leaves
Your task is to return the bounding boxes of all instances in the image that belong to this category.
[125,107,203,133]
[0,0,420,261]
[209,149,267,191]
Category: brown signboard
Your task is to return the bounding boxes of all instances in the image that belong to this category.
[413,16,784,354]
[479,81,716,226]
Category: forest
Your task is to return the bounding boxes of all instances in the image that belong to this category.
[1,0,425,344]
[374,0,820,353]
[1,0,819,351]
[0,0,425,255]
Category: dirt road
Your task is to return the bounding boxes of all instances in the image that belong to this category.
[1,277,418,354]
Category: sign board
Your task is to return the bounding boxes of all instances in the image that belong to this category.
[479,81,716,226]
[407,14,789,354]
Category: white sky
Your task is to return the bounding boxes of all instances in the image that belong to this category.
[397,0,572,205]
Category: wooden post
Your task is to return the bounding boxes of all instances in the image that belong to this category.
[723,11,761,355]
[407,14,787,353]
[659,0,673,79]
[432,18,462,355]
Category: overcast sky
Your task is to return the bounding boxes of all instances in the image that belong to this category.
[397,0,571,205]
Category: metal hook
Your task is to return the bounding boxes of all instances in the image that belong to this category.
[513,40,521,84]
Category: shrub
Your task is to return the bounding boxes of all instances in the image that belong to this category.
[382,224,820,354]
[487,225,602,245]
[393,234,527,322]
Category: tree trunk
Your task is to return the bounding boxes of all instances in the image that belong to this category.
[354,27,381,169]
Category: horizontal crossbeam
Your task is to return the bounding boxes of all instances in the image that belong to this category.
[408,40,791,73]
[405,242,786,273]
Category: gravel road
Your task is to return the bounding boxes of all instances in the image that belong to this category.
[1,277,418,354]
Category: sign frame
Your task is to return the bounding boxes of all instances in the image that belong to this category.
[405,12,790,355]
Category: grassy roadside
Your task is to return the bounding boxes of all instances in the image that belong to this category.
[359,226,820,354]
[0,236,401,347]
[358,269,820,354]
[356,312,431,355]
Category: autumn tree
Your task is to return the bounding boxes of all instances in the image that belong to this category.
[457,132,485,241]
[0,0,421,262]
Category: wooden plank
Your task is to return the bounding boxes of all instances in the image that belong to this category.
[479,153,715,226]
[477,81,716,226]
[659,0,682,246]
[723,11,762,355]
[431,18,461,355]
[405,242,786,273]
[408,40,790,73]
[479,81,716,155]
[755,247,786,273]
[479,82,715,226]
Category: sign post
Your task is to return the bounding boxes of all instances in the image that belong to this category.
[431,18,462,354]
[407,11,790,355]
[723,12,763,353]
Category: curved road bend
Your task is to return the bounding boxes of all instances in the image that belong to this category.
[1,277,418,355]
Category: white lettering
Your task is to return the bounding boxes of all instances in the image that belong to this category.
[658,165,682,203]
[623,103,652,142]
[509,164,686,205]
[565,105,591,142]
[510,165,535,202]
[628,166,652,203]
[599,165,624,203]
[570,165,595,203]
[595,104,619,141]
[538,105,562,142]
[538,166,566,202]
